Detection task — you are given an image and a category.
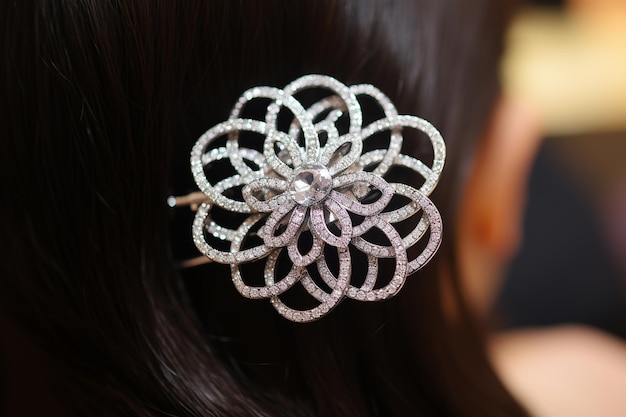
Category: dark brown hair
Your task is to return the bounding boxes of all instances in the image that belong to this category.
[0,1,527,416]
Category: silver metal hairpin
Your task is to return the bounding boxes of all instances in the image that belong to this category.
[173,75,445,322]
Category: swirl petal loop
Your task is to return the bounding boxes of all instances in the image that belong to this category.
[266,94,321,162]
[360,115,446,196]
[318,252,379,300]
[350,84,402,178]
[319,132,363,176]
[242,178,290,212]
[309,200,352,248]
[350,216,409,300]
[225,87,283,177]
[233,250,304,299]
[191,120,267,213]
[260,201,304,248]
[287,232,324,267]
[284,75,362,135]
[192,203,270,264]
[331,172,393,216]
[271,248,351,323]
[263,131,305,178]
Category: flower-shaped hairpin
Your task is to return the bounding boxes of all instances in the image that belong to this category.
[182,75,445,322]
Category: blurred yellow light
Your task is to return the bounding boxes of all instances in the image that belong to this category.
[502,6,626,135]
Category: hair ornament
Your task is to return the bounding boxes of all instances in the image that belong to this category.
[173,75,445,322]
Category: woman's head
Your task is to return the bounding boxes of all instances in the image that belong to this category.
[1,1,526,415]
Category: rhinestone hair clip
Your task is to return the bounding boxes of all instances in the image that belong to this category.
[171,75,445,323]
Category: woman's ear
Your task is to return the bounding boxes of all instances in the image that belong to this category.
[456,97,542,316]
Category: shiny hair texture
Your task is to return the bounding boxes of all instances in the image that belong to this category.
[0,1,527,416]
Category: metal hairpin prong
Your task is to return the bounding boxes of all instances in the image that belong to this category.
[179,255,212,268]
[168,192,214,268]
[167,192,208,211]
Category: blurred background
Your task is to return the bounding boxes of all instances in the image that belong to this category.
[492,0,626,338]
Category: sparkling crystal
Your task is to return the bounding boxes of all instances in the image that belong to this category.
[290,164,332,206]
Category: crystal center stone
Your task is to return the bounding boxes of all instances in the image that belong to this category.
[290,164,333,206]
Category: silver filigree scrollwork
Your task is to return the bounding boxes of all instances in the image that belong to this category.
[190,74,445,322]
